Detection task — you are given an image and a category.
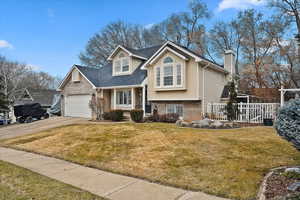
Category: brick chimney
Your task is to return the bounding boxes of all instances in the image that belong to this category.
[224,50,236,78]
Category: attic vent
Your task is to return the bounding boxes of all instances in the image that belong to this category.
[72,70,80,82]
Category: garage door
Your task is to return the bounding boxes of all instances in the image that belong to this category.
[65,95,92,118]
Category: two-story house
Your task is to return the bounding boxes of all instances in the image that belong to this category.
[58,41,235,121]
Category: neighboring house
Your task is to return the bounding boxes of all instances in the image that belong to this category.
[58,41,235,121]
[14,88,59,109]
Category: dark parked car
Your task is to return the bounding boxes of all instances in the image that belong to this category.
[0,116,11,125]
[14,103,49,123]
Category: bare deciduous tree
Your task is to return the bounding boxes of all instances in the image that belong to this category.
[207,20,242,73]
[151,0,209,54]
[0,56,28,103]
[79,21,160,67]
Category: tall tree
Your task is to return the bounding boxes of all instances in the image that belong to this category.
[0,75,8,111]
[207,20,242,73]
[79,21,159,67]
[237,9,276,88]
[20,71,56,90]
[151,0,210,54]
[0,56,28,103]
[269,0,300,36]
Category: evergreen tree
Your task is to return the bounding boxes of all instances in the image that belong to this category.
[0,76,8,111]
[225,81,239,121]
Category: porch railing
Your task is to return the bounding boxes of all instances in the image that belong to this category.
[207,102,280,123]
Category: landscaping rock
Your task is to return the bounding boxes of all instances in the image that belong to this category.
[285,168,300,174]
[287,182,300,192]
[175,120,183,127]
[191,118,211,128]
[192,123,201,128]
[211,120,224,129]
[181,121,191,127]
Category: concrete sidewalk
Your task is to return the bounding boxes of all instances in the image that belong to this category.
[0,147,228,200]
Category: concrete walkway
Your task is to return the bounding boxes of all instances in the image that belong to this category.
[0,147,228,200]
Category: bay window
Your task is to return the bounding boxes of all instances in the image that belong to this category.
[155,56,184,88]
[163,65,173,86]
[156,67,160,87]
[116,90,132,105]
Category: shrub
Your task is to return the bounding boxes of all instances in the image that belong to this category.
[130,109,144,123]
[275,99,300,150]
[158,113,179,123]
[102,112,111,120]
[109,109,124,121]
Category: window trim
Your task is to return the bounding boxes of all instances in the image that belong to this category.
[116,89,132,106]
[166,104,184,117]
[154,55,185,89]
[113,52,131,76]
[72,70,80,82]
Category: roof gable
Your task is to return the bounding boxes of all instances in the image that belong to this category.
[57,65,97,90]
[141,41,227,74]
[107,45,148,61]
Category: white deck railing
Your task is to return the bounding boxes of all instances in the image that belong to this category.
[207,103,280,123]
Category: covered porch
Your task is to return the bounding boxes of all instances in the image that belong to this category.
[97,86,151,114]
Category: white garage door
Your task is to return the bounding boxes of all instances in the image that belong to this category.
[65,95,92,118]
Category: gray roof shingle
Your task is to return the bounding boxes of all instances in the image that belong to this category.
[74,42,224,88]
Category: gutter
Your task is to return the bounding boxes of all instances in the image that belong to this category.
[202,63,209,116]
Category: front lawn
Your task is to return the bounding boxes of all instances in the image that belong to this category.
[2,123,300,200]
[0,160,106,200]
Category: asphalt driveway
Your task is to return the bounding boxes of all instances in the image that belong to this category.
[0,117,87,140]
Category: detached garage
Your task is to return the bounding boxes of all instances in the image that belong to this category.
[65,95,92,118]
[58,65,98,119]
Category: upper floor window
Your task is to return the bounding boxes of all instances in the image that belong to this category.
[163,57,173,64]
[155,55,183,88]
[156,66,160,87]
[163,65,173,86]
[114,52,130,74]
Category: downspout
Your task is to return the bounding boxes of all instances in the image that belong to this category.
[202,63,209,117]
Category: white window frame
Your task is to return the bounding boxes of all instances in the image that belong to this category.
[116,89,132,106]
[154,55,184,89]
[166,104,184,117]
[113,52,131,75]
[155,66,161,87]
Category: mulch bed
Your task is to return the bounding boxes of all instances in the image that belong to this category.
[264,169,300,200]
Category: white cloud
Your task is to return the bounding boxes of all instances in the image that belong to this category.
[217,0,265,12]
[0,40,13,49]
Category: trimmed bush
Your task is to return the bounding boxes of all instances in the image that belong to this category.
[102,112,111,120]
[275,99,300,150]
[130,109,144,123]
[109,110,124,121]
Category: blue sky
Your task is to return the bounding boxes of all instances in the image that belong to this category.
[0,0,267,77]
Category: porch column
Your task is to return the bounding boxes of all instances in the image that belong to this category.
[131,88,135,109]
[280,86,285,107]
[113,88,116,109]
[142,86,146,116]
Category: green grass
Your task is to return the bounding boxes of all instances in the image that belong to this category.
[0,160,106,200]
[2,123,300,200]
